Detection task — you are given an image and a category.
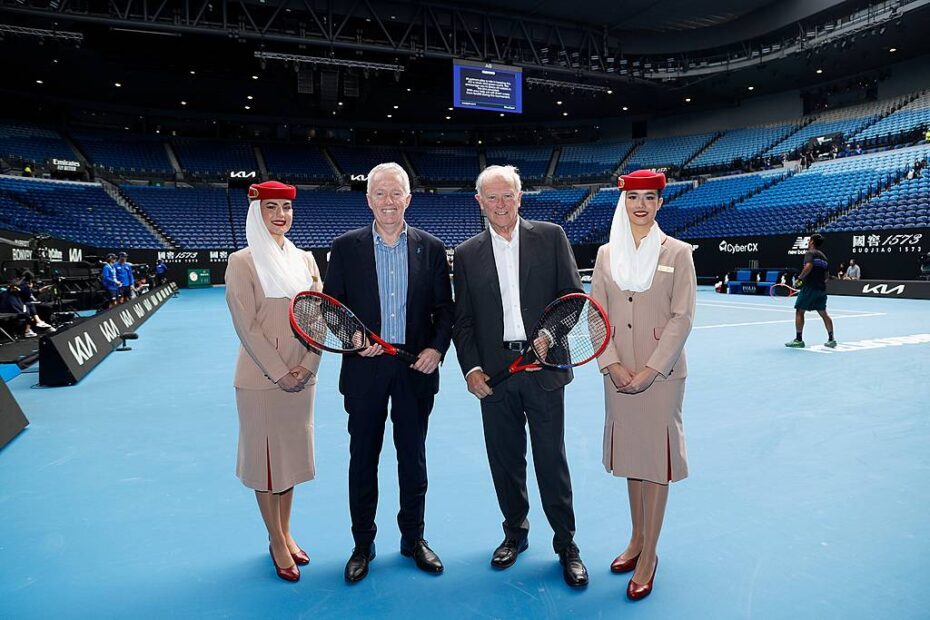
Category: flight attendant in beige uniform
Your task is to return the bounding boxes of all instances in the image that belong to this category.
[226,181,323,583]
[590,170,696,601]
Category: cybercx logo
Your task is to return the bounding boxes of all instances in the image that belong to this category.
[718,240,758,254]
[788,236,811,256]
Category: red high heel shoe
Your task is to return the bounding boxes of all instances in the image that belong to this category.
[291,548,310,566]
[626,556,657,600]
[610,552,640,574]
[269,545,300,582]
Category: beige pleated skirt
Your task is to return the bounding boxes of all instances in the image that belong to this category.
[602,376,688,484]
[235,385,316,493]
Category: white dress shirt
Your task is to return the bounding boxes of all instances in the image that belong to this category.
[490,220,527,342]
[465,220,527,379]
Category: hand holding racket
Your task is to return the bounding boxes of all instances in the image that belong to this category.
[486,292,611,388]
[289,291,419,365]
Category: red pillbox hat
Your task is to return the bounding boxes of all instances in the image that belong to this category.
[248,180,297,201]
[618,170,667,191]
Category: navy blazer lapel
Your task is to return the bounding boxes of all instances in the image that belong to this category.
[356,227,380,316]
[406,226,422,311]
[518,218,535,305]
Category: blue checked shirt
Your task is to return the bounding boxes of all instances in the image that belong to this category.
[373,223,408,344]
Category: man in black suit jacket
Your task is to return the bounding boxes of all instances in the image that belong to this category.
[453,165,588,587]
[325,162,454,583]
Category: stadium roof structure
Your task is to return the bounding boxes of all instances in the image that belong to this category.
[2,0,930,126]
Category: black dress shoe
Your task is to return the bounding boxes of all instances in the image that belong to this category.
[558,544,589,587]
[344,543,376,583]
[491,538,529,569]
[400,539,444,574]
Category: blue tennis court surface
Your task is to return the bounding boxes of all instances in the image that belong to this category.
[1,286,928,618]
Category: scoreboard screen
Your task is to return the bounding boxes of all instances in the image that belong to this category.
[452,59,523,114]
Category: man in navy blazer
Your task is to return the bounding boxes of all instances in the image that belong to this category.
[324,162,454,583]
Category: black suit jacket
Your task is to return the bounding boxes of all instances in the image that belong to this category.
[324,225,454,398]
[453,219,582,395]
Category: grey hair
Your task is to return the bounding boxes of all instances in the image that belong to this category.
[476,164,522,195]
[367,162,410,195]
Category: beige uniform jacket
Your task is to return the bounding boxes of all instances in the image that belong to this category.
[226,248,322,390]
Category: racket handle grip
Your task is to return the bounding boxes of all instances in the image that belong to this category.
[486,368,513,388]
[394,349,419,365]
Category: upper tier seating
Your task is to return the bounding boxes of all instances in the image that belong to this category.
[73,130,173,175]
[485,146,553,181]
[0,123,74,165]
[623,133,716,172]
[556,141,636,181]
[261,144,337,183]
[0,177,163,248]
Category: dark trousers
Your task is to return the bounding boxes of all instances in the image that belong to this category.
[479,369,576,553]
[345,355,433,548]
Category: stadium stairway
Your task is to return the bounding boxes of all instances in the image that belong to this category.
[254,146,268,178]
[765,115,816,157]
[320,147,344,183]
[104,180,175,248]
[680,132,723,172]
[565,187,599,223]
[545,146,560,181]
[60,132,91,174]
[164,143,183,180]
[611,140,642,180]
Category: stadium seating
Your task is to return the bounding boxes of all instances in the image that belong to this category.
[0,176,163,248]
[555,141,635,181]
[328,145,409,177]
[850,91,930,144]
[121,185,237,248]
[659,172,785,235]
[683,147,930,238]
[407,147,479,184]
[520,188,588,223]
[73,130,174,176]
[172,139,258,178]
[824,170,930,231]
[485,146,553,181]
[0,123,75,165]
[261,143,338,183]
[687,122,798,171]
[623,133,716,172]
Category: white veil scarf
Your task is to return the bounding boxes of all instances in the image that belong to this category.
[608,191,663,293]
[245,199,313,299]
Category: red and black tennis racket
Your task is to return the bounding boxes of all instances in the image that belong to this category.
[487,292,611,387]
[289,291,419,364]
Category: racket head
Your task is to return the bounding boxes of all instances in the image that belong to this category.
[770,283,799,298]
[528,292,611,369]
[289,291,369,353]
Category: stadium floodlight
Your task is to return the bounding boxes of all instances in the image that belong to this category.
[254,51,404,74]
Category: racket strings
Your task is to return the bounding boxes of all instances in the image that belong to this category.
[293,296,364,351]
[532,297,608,366]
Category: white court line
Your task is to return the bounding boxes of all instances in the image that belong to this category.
[697,301,868,316]
[693,312,886,330]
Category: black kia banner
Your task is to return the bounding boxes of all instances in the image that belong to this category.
[0,377,28,450]
[38,283,178,387]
